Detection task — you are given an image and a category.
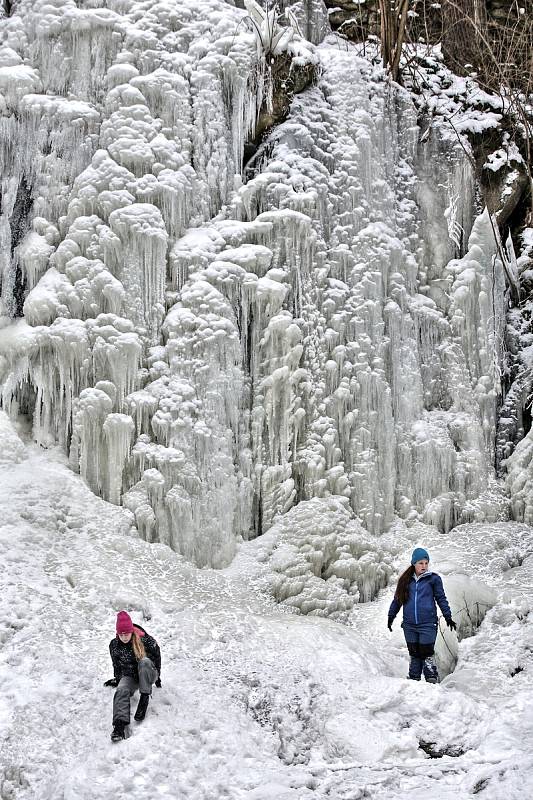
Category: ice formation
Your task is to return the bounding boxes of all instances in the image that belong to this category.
[0,0,512,573]
[268,495,394,618]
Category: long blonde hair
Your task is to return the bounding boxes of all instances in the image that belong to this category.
[131,632,146,661]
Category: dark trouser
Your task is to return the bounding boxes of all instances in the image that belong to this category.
[402,622,439,683]
[113,657,158,724]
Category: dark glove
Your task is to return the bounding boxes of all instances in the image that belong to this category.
[155,678,162,688]
[104,677,119,687]
[387,618,393,632]
[445,618,457,631]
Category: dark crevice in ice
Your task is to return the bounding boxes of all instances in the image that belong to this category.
[472,777,491,794]
[9,176,33,317]
[418,740,466,758]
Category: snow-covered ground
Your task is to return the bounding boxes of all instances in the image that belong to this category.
[1,411,533,800]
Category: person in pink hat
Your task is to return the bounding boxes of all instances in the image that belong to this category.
[104,611,161,742]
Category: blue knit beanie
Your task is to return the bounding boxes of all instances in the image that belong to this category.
[411,547,429,565]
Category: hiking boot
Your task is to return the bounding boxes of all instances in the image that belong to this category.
[134,693,150,722]
[111,721,126,742]
[423,656,440,684]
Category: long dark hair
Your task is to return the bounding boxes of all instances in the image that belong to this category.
[394,564,415,605]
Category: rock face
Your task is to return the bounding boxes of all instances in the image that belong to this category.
[324,0,532,50]
[253,51,317,143]
[324,0,381,39]
[0,0,511,568]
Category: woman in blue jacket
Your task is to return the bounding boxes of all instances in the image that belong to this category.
[388,547,456,683]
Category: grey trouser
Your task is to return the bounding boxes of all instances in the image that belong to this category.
[113,657,158,723]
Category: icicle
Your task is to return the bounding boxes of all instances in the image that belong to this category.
[103,412,134,504]
[88,314,142,408]
[16,218,58,292]
[72,386,113,495]
[108,203,168,343]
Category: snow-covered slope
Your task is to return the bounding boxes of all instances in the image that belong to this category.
[1,413,533,800]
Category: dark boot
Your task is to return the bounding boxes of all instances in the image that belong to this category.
[408,656,423,680]
[423,656,440,684]
[134,693,150,722]
[111,721,126,742]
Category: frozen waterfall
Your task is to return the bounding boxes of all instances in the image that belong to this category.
[0,0,509,580]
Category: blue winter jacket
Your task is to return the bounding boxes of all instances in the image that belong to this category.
[388,571,451,626]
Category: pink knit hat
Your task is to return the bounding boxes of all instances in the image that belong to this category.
[116,611,134,634]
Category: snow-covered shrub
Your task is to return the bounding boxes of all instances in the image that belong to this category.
[268,496,394,619]
[242,0,317,134]
[243,0,295,59]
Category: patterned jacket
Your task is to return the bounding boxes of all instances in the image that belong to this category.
[109,624,161,681]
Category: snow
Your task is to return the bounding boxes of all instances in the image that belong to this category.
[483,138,524,173]
[1,418,533,799]
[0,1,532,792]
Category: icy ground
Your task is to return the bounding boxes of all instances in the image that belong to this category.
[1,412,533,800]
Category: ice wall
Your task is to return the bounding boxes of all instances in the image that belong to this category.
[0,0,507,570]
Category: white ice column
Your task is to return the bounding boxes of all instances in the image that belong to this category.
[344,359,396,534]
[120,277,244,568]
[103,412,135,504]
[259,313,303,433]
[506,429,533,524]
[142,467,167,542]
[88,315,143,408]
[31,318,91,447]
[383,297,424,425]
[16,218,58,293]
[445,208,505,459]
[253,209,316,315]
[108,203,168,343]
[71,385,114,495]
[32,2,123,102]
